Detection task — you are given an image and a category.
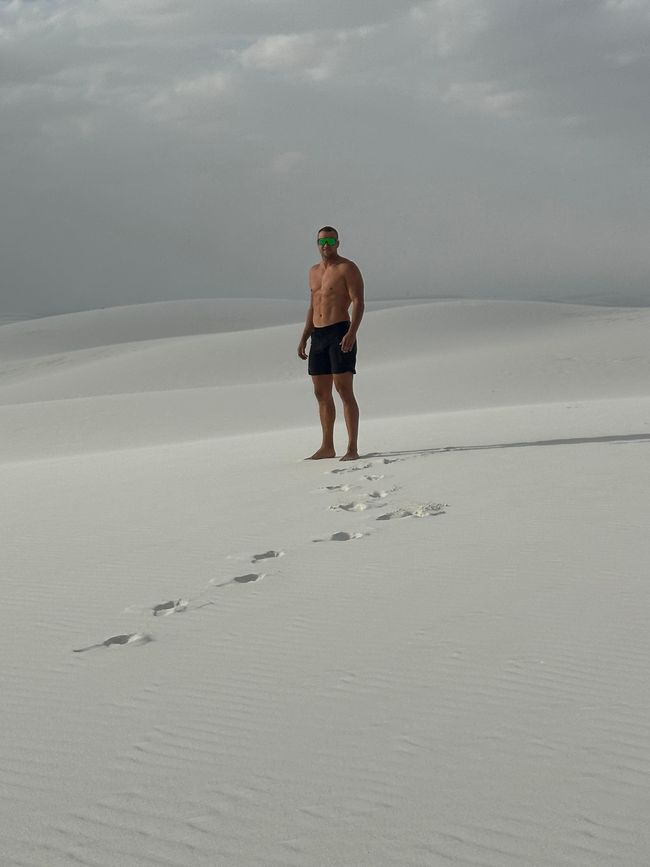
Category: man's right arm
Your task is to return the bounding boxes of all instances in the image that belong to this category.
[298,301,314,359]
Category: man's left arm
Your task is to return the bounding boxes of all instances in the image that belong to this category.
[341,263,365,352]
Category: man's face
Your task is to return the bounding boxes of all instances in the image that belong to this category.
[318,232,339,260]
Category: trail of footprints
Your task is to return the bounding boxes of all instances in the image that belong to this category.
[73,456,447,653]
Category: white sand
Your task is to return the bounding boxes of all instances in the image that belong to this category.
[1,298,649,866]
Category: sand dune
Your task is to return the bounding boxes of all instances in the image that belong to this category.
[1,300,648,460]
[0,299,309,360]
[0,296,440,363]
[1,299,649,866]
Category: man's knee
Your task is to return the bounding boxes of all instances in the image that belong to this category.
[312,376,333,402]
[334,375,355,399]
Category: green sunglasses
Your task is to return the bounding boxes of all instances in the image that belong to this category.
[318,237,337,246]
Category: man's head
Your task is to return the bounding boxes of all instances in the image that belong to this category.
[317,226,339,259]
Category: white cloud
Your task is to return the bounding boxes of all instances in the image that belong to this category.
[604,0,649,11]
[444,80,526,118]
[147,71,235,124]
[271,150,306,174]
[237,25,382,81]
[174,71,232,98]
[411,0,488,57]
[240,33,320,71]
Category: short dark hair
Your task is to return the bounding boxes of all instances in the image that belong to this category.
[317,226,338,239]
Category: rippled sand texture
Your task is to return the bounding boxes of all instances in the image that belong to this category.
[1,299,650,866]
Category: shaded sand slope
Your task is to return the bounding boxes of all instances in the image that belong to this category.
[0,299,308,360]
[2,301,641,400]
[1,301,648,461]
[0,296,436,363]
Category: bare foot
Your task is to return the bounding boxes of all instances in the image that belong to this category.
[339,451,360,462]
[306,447,337,460]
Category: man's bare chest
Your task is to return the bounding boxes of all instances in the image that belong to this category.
[311,267,347,298]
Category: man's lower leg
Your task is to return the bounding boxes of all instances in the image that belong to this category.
[307,396,336,459]
[340,395,359,460]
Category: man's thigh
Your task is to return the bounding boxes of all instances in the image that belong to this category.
[308,343,332,376]
[329,337,356,375]
[311,374,333,396]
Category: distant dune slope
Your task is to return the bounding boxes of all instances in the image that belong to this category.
[0,297,441,361]
[0,299,308,360]
[0,300,648,461]
[0,300,647,401]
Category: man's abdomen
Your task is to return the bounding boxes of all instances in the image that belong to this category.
[312,298,350,328]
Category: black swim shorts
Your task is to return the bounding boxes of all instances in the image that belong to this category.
[308,320,357,376]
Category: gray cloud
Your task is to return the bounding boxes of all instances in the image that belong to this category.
[1,0,649,317]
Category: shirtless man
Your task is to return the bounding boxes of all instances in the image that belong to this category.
[297,226,365,461]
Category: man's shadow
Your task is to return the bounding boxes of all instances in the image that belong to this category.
[363,432,650,460]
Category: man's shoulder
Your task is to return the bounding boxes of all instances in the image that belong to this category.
[340,257,361,274]
[337,256,358,269]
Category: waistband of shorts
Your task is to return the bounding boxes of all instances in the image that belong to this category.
[312,320,350,334]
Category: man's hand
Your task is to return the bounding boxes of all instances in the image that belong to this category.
[297,340,308,360]
[340,330,356,353]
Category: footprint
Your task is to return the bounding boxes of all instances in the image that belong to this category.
[328,463,372,474]
[331,531,365,541]
[313,531,366,542]
[364,474,385,481]
[329,502,369,512]
[376,509,411,521]
[318,484,355,492]
[152,599,188,616]
[251,550,284,563]
[376,503,447,521]
[412,503,447,517]
[209,572,266,588]
[233,573,264,583]
[365,489,395,500]
[73,633,153,653]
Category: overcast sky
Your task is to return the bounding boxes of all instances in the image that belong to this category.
[1,0,649,316]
